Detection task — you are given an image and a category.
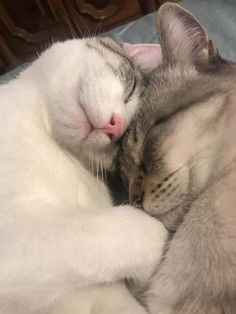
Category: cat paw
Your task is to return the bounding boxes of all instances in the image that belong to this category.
[117,205,168,284]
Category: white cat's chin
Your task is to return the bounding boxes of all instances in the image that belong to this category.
[79,138,118,172]
[83,131,111,148]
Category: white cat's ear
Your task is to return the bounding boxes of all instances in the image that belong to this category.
[157,3,217,67]
[123,43,162,73]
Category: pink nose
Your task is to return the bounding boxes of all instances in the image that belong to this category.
[100,114,124,141]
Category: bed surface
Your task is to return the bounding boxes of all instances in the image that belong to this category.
[0,0,236,84]
[107,0,236,61]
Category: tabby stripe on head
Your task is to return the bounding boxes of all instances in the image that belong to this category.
[98,38,134,70]
[86,38,133,73]
[86,38,137,102]
[154,90,225,126]
[85,42,117,74]
[97,38,138,102]
[124,76,136,103]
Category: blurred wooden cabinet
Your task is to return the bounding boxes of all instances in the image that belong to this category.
[0,0,160,74]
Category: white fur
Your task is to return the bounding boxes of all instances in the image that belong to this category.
[0,38,167,314]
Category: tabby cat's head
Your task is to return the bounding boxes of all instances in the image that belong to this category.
[119,4,236,229]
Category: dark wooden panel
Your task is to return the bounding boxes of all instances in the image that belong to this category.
[157,0,180,6]
[0,0,158,73]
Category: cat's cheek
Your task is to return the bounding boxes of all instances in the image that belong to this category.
[76,105,93,130]
[142,195,179,217]
[142,171,190,216]
[61,105,94,147]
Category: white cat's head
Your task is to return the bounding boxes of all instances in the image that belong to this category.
[32,37,161,170]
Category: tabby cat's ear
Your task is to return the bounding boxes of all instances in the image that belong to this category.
[157,3,217,67]
[123,43,162,73]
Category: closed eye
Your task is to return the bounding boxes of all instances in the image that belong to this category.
[124,76,136,103]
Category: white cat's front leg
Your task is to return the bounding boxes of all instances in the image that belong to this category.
[50,283,148,314]
[90,283,148,314]
[57,205,168,285]
[1,204,167,312]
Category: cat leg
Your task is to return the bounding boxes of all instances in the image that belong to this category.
[2,204,167,312]
[50,283,148,314]
[92,283,148,314]
[145,199,236,314]
[48,288,93,314]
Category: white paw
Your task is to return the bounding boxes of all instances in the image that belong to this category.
[118,205,168,284]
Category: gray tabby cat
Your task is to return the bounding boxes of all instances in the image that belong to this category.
[119,3,236,314]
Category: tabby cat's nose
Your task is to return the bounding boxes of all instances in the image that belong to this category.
[100,114,124,141]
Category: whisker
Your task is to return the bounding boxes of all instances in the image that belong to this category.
[95,18,104,37]
[99,19,104,36]
[56,10,77,39]
[102,157,106,184]
[89,153,92,173]
[70,7,91,38]
[100,157,104,183]
[91,153,94,176]
[94,20,100,37]
[104,157,107,185]
[64,9,83,38]
[58,27,68,41]
[34,48,41,59]
[79,14,92,38]
[96,159,99,181]
[119,200,129,206]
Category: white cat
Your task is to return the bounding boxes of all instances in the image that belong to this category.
[0,37,166,314]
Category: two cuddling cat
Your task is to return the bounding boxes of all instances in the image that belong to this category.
[1,3,236,314]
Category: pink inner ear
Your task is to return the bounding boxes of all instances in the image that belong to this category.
[124,43,160,57]
[123,43,162,72]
